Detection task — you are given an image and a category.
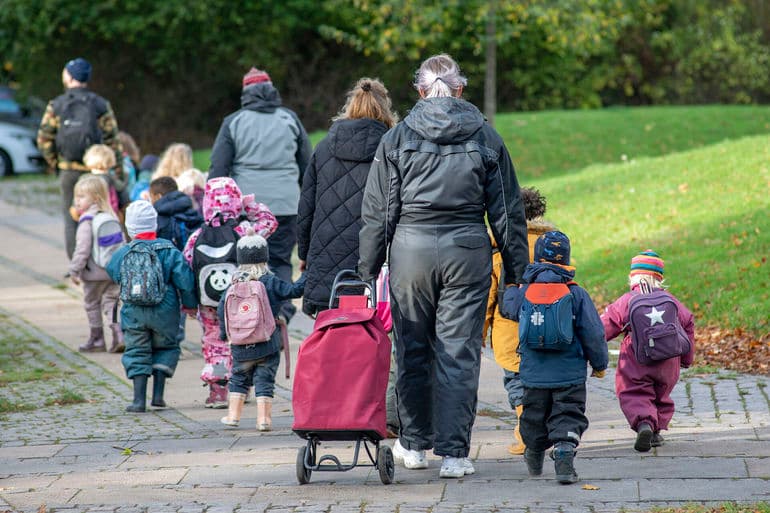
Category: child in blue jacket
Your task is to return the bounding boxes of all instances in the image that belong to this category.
[106,201,198,413]
[501,231,608,484]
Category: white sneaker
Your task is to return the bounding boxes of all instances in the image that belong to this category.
[392,439,428,469]
[439,456,475,478]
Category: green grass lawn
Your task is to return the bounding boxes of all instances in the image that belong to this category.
[498,105,770,179]
[186,105,769,336]
[536,135,769,333]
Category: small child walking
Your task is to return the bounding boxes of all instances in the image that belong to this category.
[69,175,125,353]
[83,144,130,218]
[182,177,278,408]
[502,231,608,484]
[149,176,203,252]
[484,187,557,455]
[106,201,199,412]
[601,250,695,452]
[218,229,305,430]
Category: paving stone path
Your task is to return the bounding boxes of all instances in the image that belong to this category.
[0,188,768,513]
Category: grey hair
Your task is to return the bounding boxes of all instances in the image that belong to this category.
[413,54,468,98]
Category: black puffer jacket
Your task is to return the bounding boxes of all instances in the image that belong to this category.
[358,97,529,284]
[297,118,388,315]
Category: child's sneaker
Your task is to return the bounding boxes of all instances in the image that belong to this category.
[524,448,545,476]
[439,457,475,478]
[634,422,653,452]
[552,442,578,484]
[651,431,664,447]
[392,439,428,469]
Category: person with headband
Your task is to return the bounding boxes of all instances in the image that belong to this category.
[358,53,529,478]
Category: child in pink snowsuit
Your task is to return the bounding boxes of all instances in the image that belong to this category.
[183,177,278,408]
[601,250,695,452]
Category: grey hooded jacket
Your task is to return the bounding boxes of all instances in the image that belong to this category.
[208,83,312,216]
[358,97,529,284]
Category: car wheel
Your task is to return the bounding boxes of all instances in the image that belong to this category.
[0,149,13,177]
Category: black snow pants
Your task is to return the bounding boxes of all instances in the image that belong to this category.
[389,222,491,458]
[520,383,588,451]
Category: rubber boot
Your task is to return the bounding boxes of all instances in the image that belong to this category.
[553,442,579,484]
[256,396,272,431]
[221,392,246,427]
[109,323,125,353]
[508,405,526,455]
[205,383,228,409]
[524,447,545,476]
[126,375,148,412]
[79,327,106,352]
[634,422,654,452]
[151,370,167,408]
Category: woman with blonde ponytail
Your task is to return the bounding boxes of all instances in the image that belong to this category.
[297,77,397,316]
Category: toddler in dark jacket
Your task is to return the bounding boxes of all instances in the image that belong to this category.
[217,229,305,431]
[502,231,608,484]
[149,176,203,251]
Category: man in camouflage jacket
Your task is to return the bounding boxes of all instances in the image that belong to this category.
[37,57,123,260]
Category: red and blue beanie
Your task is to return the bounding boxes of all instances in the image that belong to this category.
[630,250,664,280]
[534,230,571,265]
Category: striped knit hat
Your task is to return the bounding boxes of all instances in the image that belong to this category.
[630,250,664,280]
[243,67,271,88]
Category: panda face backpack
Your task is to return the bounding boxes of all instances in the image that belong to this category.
[192,216,239,307]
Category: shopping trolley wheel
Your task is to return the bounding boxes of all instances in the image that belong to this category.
[377,444,394,484]
[296,446,312,484]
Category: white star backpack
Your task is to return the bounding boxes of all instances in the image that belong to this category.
[627,282,692,365]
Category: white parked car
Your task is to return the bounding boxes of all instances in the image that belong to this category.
[0,120,44,176]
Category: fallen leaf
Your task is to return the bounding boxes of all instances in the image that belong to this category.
[582,484,600,490]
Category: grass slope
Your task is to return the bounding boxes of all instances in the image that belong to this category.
[499,105,770,179]
[533,135,769,332]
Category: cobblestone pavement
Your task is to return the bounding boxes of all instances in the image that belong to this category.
[0,189,768,513]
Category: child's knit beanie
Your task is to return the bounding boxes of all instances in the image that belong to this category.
[125,200,158,238]
[534,230,571,265]
[630,250,664,281]
[243,67,271,88]
[237,228,269,266]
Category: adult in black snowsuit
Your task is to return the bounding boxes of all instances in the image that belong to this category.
[297,78,397,316]
[358,54,530,478]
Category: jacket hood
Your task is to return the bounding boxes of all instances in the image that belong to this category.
[404,97,485,144]
[327,118,388,162]
[154,191,202,224]
[523,262,576,284]
[241,82,282,112]
[203,177,243,223]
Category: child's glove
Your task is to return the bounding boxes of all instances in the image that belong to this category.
[591,368,606,378]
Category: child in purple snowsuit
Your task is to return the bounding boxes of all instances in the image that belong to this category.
[601,250,695,452]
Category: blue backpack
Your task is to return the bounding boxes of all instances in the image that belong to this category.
[519,282,576,352]
[119,240,175,306]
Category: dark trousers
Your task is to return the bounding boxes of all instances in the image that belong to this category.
[60,169,82,259]
[268,215,297,321]
[390,223,491,458]
[520,383,588,451]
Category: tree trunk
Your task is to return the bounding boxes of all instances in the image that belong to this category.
[484,0,497,127]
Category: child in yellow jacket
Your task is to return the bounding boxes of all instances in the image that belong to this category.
[484,187,556,456]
